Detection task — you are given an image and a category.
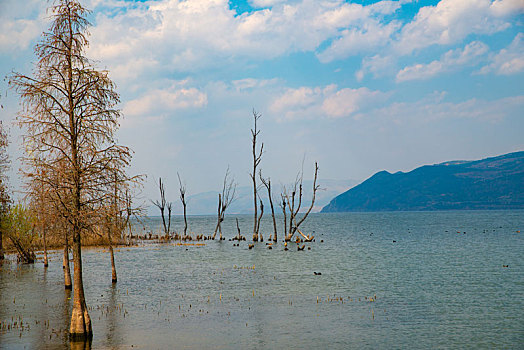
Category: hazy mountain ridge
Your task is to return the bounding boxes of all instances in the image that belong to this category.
[149,179,358,215]
[321,151,524,212]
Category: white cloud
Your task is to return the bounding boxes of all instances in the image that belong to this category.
[270,84,386,120]
[395,0,521,55]
[479,33,524,75]
[490,0,524,16]
[231,78,279,91]
[317,20,400,63]
[85,0,413,79]
[0,0,47,53]
[356,54,396,81]
[373,92,524,123]
[249,0,287,8]
[122,80,207,126]
[396,41,489,82]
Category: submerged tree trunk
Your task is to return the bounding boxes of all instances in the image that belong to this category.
[178,173,188,238]
[0,228,4,260]
[257,199,264,242]
[212,194,222,240]
[64,233,72,289]
[70,226,92,339]
[43,225,48,267]
[107,224,117,283]
[109,245,117,283]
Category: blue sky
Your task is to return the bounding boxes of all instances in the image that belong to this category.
[1,0,523,208]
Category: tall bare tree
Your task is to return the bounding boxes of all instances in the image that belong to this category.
[260,172,277,242]
[0,121,10,260]
[152,177,172,236]
[178,173,188,238]
[10,0,136,339]
[250,110,263,241]
[212,167,236,240]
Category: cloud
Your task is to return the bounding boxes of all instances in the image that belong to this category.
[85,0,415,80]
[396,41,489,82]
[270,84,386,120]
[249,0,287,8]
[356,54,396,81]
[317,19,400,63]
[373,92,524,124]
[122,80,207,126]
[478,33,524,75]
[0,0,47,53]
[395,0,521,55]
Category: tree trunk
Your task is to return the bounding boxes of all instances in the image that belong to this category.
[252,172,258,242]
[109,245,117,283]
[0,227,4,260]
[182,201,188,237]
[69,226,92,340]
[43,225,48,267]
[212,194,221,240]
[64,238,72,289]
[257,199,264,242]
[108,227,117,283]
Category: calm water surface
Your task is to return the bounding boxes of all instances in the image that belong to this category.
[1,211,523,349]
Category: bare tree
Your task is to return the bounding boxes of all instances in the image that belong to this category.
[250,110,263,241]
[256,198,264,242]
[152,177,172,236]
[178,173,188,238]
[282,162,319,241]
[260,172,277,242]
[280,193,287,240]
[0,121,10,260]
[212,167,236,240]
[9,0,137,339]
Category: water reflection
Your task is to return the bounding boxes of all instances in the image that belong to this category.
[105,283,122,348]
[70,338,92,350]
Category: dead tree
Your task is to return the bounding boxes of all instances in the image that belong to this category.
[280,194,287,240]
[212,167,236,240]
[250,110,263,241]
[282,162,319,241]
[178,173,188,238]
[0,121,10,260]
[9,0,138,339]
[260,172,277,242]
[256,198,264,242]
[152,178,172,236]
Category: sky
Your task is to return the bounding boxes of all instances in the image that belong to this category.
[0,0,523,209]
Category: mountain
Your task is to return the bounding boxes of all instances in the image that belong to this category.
[321,151,524,212]
[162,179,358,215]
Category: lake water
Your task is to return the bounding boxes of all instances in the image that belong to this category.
[1,211,523,349]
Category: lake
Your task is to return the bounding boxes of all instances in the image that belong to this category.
[1,211,523,349]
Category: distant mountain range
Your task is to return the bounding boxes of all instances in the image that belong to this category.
[153,179,358,216]
[321,151,524,212]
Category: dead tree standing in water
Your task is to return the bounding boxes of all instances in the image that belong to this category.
[283,162,319,241]
[250,110,263,242]
[178,173,188,239]
[152,178,172,236]
[212,167,236,240]
[260,173,277,242]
